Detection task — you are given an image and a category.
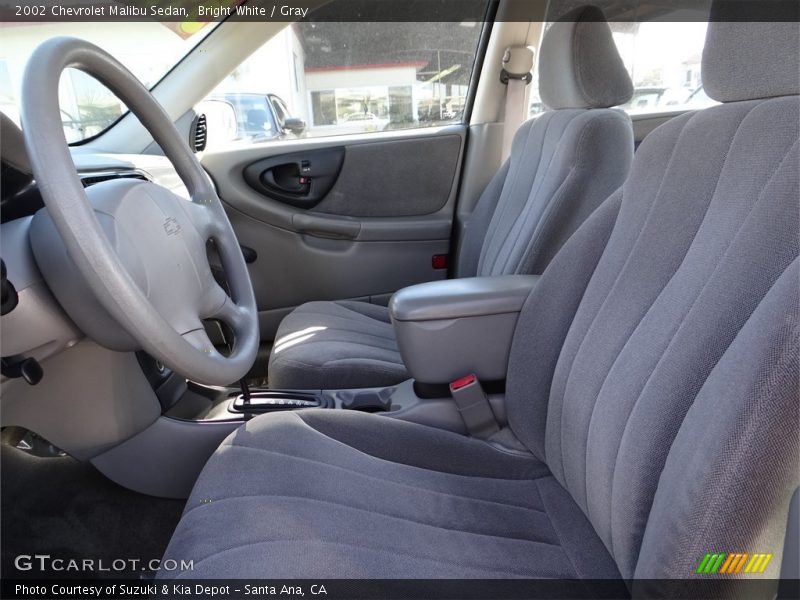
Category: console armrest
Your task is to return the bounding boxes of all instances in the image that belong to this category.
[389,275,539,384]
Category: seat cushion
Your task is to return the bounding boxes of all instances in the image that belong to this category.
[268,301,407,389]
[161,410,621,579]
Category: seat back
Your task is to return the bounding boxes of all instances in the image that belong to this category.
[457,6,634,278]
[505,8,799,581]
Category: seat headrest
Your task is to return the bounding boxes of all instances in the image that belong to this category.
[702,1,800,103]
[538,5,633,110]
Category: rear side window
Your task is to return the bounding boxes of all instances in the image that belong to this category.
[609,21,717,115]
[529,20,718,117]
[200,18,486,148]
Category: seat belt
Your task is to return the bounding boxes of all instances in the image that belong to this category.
[501,46,534,161]
[449,374,500,439]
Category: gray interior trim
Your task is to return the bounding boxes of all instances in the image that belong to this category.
[390,276,539,384]
[1,340,161,461]
[228,208,449,340]
[390,275,538,321]
[0,217,82,362]
[394,312,520,383]
[91,416,242,499]
[203,126,466,242]
[314,135,462,217]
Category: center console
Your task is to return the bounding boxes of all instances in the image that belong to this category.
[390,274,539,383]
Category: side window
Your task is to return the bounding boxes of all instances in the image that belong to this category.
[611,21,717,115]
[529,21,717,117]
[200,18,485,147]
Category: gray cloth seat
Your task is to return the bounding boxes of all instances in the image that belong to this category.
[163,6,799,586]
[163,410,621,578]
[268,6,634,390]
[269,300,405,389]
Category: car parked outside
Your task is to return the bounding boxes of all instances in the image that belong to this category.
[206,92,306,143]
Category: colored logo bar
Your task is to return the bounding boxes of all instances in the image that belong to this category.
[696,552,773,574]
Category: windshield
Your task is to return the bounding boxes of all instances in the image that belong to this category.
[0,21,215,142]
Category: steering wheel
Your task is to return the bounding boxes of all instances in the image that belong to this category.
[20,37,259,386]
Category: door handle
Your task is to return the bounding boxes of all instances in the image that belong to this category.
[262,165,310,195]
[243,147,345,209]
[292,214,360,239]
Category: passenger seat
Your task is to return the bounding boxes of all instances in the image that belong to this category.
[268,6,634,390]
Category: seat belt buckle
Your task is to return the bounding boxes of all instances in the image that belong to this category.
[449,374,500,439]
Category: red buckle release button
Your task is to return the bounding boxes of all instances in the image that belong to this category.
[450,374,476,391]
[432,254,448,270]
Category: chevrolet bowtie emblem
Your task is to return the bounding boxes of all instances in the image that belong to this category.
[163,216,182,236]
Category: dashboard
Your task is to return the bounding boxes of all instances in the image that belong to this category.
[2,153,188,224]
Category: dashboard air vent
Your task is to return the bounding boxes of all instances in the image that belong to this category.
[80,171,148,188]
[191,113,208,152]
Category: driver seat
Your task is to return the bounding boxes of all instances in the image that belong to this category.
[161,9,799,584]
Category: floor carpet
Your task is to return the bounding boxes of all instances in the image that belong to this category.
[1,443,185,579]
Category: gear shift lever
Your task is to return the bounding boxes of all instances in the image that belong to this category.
[239,378,251,406]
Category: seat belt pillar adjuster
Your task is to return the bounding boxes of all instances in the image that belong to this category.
[500,46,534,85]
[449,374,500,439]
[500,46,534,161]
